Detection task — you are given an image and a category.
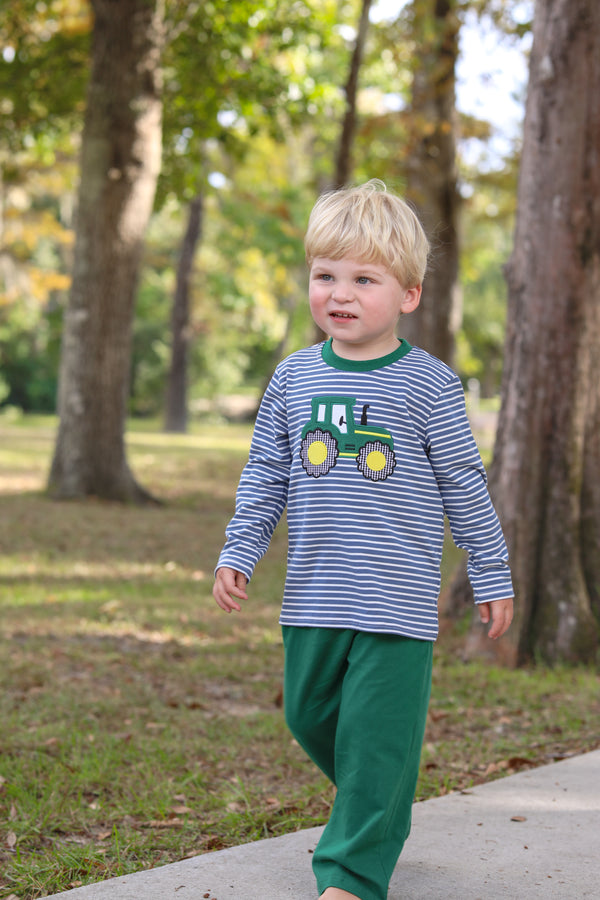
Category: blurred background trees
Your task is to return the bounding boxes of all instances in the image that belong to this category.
[0,0,527,424]
[451,0,600,665]
[4,0,598,661]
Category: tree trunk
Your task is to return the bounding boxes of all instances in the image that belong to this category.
[333,0,373,190]
[48,0,164,502]
[401,0,461,368]
[164,192,203,433]
[313,0,373,344]
[452,0,600,665]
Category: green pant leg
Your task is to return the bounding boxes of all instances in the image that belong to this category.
[313,632,433,900]
[282,625,355,784]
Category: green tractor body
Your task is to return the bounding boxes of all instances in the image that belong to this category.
[300,395,396,481]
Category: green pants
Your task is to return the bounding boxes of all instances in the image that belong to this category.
[282,626,433,900]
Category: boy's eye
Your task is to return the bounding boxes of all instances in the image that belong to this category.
[318,273,332,281]
[357,276,371,284]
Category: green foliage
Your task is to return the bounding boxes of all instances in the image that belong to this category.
[0,137,77,413]
[0,0,528,416]
[457,155,519,393]
[129,272,172,417]
[158,0,344,202]
[0,0,90,147]
[0,303,62,412]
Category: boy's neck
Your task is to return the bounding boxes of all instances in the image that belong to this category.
[330,336,402,361]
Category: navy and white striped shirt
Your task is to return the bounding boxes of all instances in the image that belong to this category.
[217,339,513,641]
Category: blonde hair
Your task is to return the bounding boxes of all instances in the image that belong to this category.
[304,179,429,288]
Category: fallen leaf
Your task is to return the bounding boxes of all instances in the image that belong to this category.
[511,815,527,822]
[171,805,193,815]
[7,831,17,849]
[484,760,509,776]
[508,756,536,770]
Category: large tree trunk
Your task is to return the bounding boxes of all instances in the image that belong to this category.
[452,0,600,665]
[401,0,461,367]
[48,0,164,502]
[164,192,203,433]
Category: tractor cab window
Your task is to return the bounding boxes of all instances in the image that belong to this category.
[317,404,327,423]
[332,403,348,432]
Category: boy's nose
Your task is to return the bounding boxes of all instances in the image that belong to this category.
[332,282,352,301]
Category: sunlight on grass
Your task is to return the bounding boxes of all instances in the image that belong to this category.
[0,416,598,899]
[126,427,253,452]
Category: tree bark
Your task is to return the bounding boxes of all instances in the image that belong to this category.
[333,0,373,190]
[164,192,203,433]
[452,0,600,665]
[48,0,164,502]
[401,0,461,367]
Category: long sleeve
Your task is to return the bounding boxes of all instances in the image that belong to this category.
[425,377,513,603]
[216,368,292,580]
[216,340,512,640]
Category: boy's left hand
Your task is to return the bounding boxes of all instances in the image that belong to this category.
[478,597,514,639]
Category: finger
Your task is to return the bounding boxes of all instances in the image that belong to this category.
[213,585,242,613]
[488,604,512,640]
[233,572,249,599]
[235,571,248,587]
[487,618,503,640]
[478,603,491,625]
[213,569,247,613]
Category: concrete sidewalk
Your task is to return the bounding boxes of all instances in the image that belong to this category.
[43,749,600,899]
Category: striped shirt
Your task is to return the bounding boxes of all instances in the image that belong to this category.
[217,338,513,641]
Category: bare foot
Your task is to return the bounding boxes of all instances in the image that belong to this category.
[319,889,361,900]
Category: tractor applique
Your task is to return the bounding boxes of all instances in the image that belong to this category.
[300,395,396,481]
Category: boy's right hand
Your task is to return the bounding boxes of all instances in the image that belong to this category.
[213,567,248,613]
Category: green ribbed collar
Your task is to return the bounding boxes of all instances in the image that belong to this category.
[321,337,412,372]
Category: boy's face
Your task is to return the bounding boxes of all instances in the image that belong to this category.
[309,256,421,360]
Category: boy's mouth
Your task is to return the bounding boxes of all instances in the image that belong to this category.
[330,311,357,319]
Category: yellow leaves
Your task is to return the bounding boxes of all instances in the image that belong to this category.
[21,0,92,41]
[233,248,290,338]
[1,206,72,305]
[0,267,71,307]
[51,0,93,37]
[28,267,72,299]
[3,208,74,250]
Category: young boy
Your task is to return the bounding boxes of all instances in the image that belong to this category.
[213,180,514,900]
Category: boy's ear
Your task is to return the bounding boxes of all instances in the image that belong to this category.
[400,285,422,313]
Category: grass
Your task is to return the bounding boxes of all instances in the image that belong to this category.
[1,414,599,899]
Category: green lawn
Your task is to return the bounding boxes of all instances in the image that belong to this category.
[1,415,598,899]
